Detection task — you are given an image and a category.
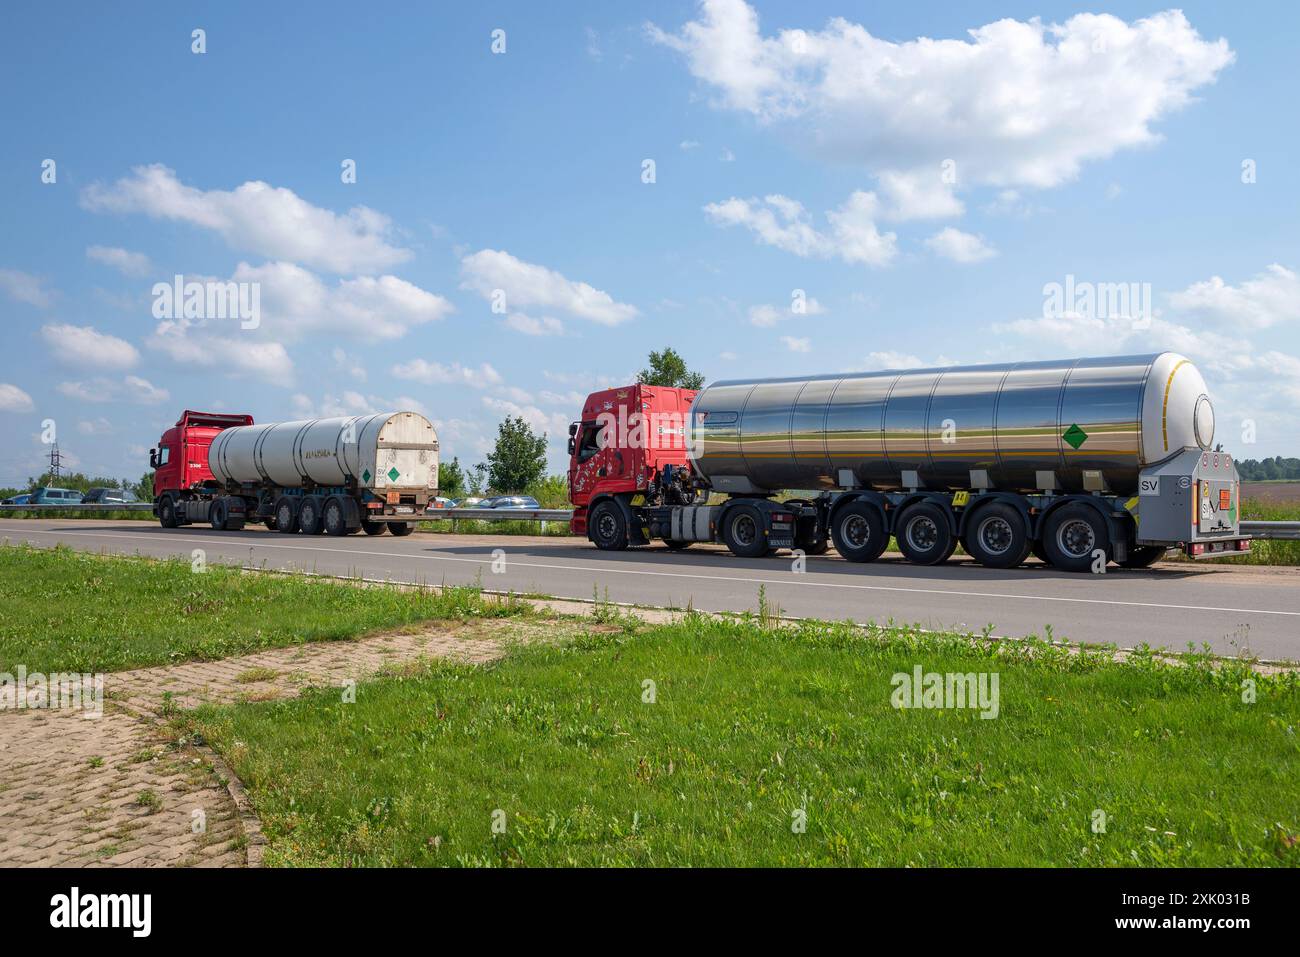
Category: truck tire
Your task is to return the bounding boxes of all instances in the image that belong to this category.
[589,500,628,551]
[322,497,349,537]
[387,521,414,536]
[274,497,300,535]
[722,504,770,559]
[1042,503,1110,573]
[895,502,954,566]
[361,518,387,536]
[158,496,178,529]
[963,503,1030,569]
[209,499,230,531]
[1119,545,1167,569]
[298,496,325,535]
[830,502,888,563]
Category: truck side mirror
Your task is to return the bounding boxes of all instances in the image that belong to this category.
[567,438,576,456]
[149,448,158,469]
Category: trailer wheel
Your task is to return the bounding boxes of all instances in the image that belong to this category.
[1119,545,1167,569]
[830,502,888,563]
[274,497,300,534]
[722,505,770,559]
[589,500,628,551]
[895,502,954,566]
[158,496,178,529]
[298,496,325,535]
[963,503,1030,569]
[387,521,415,537]
[360,518,387,536]
[322,497,349,537]
[1042,504,1110,573]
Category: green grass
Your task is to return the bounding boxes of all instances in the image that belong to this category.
[190,616,1300,867]
[417,518,573,536]
[0,544,526,673]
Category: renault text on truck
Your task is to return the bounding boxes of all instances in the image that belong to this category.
[567,353,1250,572]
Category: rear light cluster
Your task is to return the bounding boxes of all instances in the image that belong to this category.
[1188,540,1251,556]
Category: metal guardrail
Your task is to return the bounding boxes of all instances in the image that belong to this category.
[0,502,572,522]
[1240,520,1300,541]
[4,504,1298,539]
[0,502,153,511]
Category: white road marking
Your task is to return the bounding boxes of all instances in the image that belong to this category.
[10,525,1300,619]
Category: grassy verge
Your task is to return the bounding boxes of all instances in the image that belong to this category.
[417,518,574,536]
[0,544,527,673]
[190,613,1300,867]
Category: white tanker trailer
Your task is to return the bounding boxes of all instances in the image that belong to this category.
[150,410,438,536]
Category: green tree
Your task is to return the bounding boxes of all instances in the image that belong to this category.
[637,347,705,389]
[525,474,570,508]
[439,456,466,498]
[485,416,548,493]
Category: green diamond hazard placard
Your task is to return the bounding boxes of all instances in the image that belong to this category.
[387,466,401,482]
[361,468,371,483]
[1062,423,1089,449]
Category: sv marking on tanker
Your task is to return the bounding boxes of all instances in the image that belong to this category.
[16,528,1300,620]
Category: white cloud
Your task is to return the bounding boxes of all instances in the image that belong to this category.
[704,192,896,266]
[877,171,964,222]
[650,2,1232,190]
[859,351,958,370]
[331,347,367,382]
[1167,264,1300,330]
[78,417,114,435]
[235,261,454,340]
[40,323,140,370]
[925,227,997,264]
[780,335,811,353]
[148,318,291,382]
[0,383,34,412]
[505,313,565,336]
[482,396,570,441]
[57,375,169,405]
[86,245,152,277]
[81,164,410,274]
[291,391,430,419]
[391,359,502,388]
[0,269,53,308]
[749,297,824,327]
[459,249,638,325]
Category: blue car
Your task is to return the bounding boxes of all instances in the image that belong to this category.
[1,493,32,506]
[27,487,84,505]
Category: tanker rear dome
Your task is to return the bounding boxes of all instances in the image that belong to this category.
[687,352,1215,495]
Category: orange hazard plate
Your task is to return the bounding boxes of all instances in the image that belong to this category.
[386,491,400,505]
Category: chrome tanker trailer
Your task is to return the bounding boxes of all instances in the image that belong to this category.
[151,410,438,536]
[571,353,1250,572]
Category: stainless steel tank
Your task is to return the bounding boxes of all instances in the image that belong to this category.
[688,353,1215,495]
[209,412,439,492]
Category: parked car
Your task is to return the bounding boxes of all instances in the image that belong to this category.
[27,487,84,505]
[454,497,488,508]
[83,487,139,504]
[1,493,32,506]
[478,496,541,510]
[429,496,455,509]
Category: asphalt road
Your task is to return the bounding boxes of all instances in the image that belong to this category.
[6,519,1299,661]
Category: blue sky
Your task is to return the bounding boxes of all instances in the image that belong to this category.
[1,1,1297,487]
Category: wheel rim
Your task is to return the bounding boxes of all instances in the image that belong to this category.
[733,514,758,547]
[326,505,340,531]
[977,516,1014,556]
[278,505,292,527]
[843,514,870,549]
[1056,518,1096,558]
[906,516,939,552]
[302,504,315,526]
[596,510,618,542]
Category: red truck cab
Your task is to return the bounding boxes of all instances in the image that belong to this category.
[568,384,697,536]
[151,411,254,499]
